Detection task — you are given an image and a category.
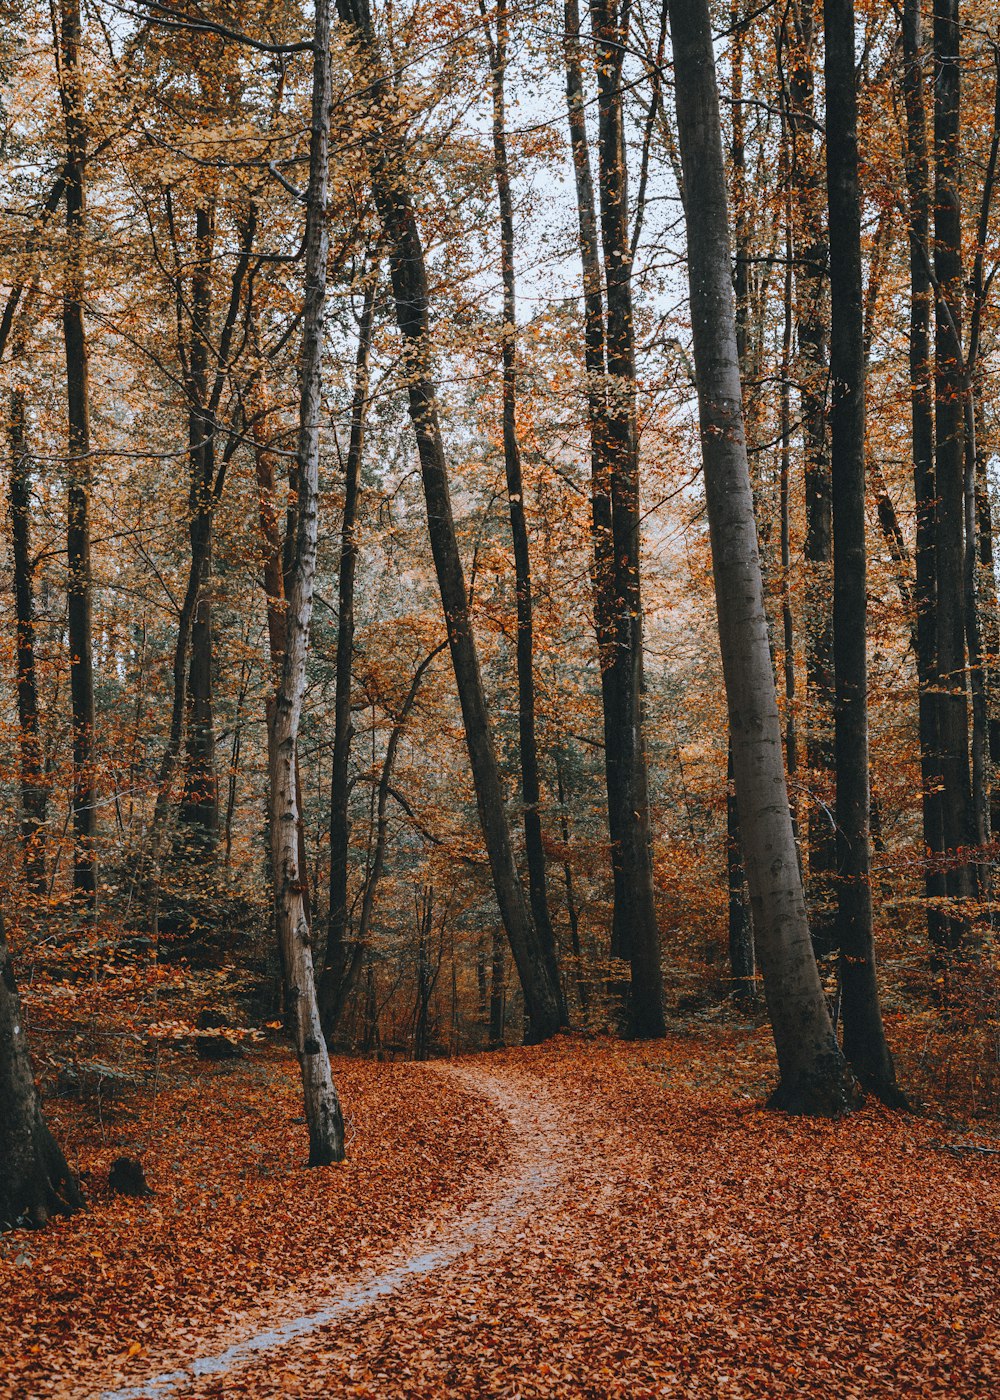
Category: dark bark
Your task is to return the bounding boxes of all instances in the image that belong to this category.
[322,279,377,1029]
[900,0,948,953]
[0,915,84,1229]
[322,642,447,1040]
[727,741,755,1001]
[667,0,858,1114]
[9,381,48,891]
[179,202,220,854]
[586,0,666,1037]
[334,0,563,1042]
[554,746,589,1015]
[562,0,626,1004]
[824,0,902,1104]
[784,1,836,953]
[57,0,97,905]
[482,0,567,1026]
[932,0,978,950]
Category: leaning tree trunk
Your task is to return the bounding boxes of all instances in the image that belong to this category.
[667,0,858,1113]
[334,0,563,1042]
[824,0,902,1103]
[1,915,83,1229]
[933,0,978,953]
[268,0,345,1165]
[57,0,97,906]
[482,0,567,1025]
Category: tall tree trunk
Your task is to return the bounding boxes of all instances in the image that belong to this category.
[334,0,563,1042]
[268,0,345,1165]
[784,1,836,953]
[9,378,48,892]
[562,0,627,1008]
[321,277,376,1032]
[901,0,947,954]
[726,5,755,1000]
[824,0,901,1103]
[0,914,83,1229]
[554,745,589,1015]
[667,0,858,1113]
[179,202,219,855]
[587,0,666,1037]
[57,0,96,905]
[933,0,978,952]
[482,0,567,1024]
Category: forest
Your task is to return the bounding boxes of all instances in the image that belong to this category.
[2,0,1000,1394]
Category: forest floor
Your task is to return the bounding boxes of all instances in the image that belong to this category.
[3,1026,1000,1399]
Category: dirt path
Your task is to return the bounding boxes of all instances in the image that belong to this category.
[92,1042,1000,1399]
[96,1064,565,1400]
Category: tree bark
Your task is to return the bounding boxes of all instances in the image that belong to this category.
[268,0,345,1165]
[824,0,902,1103]
[179,201,220,855]
[322,277,377,1031]
[9,375,48,892]
[900,0,947,954]
[482,0,567,1025]
[1,914,83,1229]
[668,0,858,1113]
[57,0,97,905]
[932,0,978,952]
[783,1,836,953]
[334,0,563,1042]
[573,0,665,1037]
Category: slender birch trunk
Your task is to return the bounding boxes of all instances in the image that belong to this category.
[667,0,858,1112]
[268,0,344,1164]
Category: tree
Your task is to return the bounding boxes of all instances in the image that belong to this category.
[0,915,84,1229]
[824,0,901,1102]
[268,0,345,1165]
[667,0,858,1112]
[57,0,97,906]
[334,0,565,1042]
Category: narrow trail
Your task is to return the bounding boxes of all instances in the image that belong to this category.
[96,1065,566,1400]
[90,1041,1000,1399]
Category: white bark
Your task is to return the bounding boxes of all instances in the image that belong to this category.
[267,0,344,1165]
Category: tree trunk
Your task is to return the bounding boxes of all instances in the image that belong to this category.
[334,0,563,1042]
[585,0,666,1037]
[179,202,220,855]
[932,0,978,954]
[268,0,345,1165]
[9,379,48,892]
[322,278,376,1030]
[562,0,627,1010]
[57,0,96,906]
[667,0,858,1113]
[1,914,83,1229]
[727,741,755,1000]
[784,1,836,953]
[482,0,567,1026]
[824,0,902,1103]
[900,0,948,954]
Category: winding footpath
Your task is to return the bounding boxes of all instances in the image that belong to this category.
[91,1040,1000,1399]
